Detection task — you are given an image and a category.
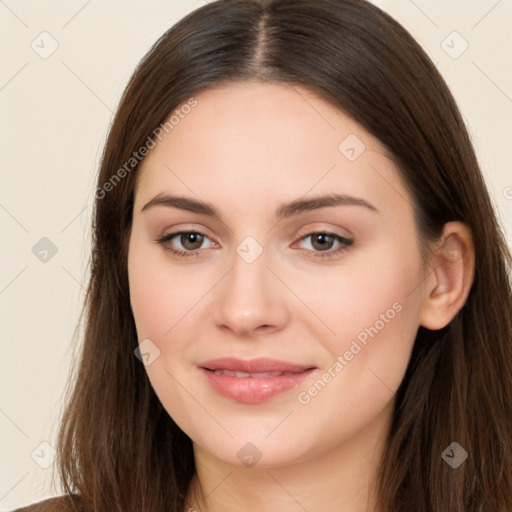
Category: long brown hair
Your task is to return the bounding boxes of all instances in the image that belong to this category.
[55,0,512,510]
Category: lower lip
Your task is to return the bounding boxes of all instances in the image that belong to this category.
[200,368,316,403]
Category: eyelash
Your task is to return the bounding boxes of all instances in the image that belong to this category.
[155,230,354,260]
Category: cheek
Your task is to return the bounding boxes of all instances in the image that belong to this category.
[128,267,172,343]
[127,236,216,384]
[312,242,423,398]
[128,239,201,421]
[128,233,199,340]
[289,250,423,448]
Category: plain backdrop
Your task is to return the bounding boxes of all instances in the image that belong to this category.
[1,0,511,508]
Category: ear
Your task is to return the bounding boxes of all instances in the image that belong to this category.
[419,221,475,330]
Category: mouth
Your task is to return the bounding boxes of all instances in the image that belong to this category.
[209,369,301,377]
[199,357,317,403]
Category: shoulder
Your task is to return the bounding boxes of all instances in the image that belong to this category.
[12,495,85,512]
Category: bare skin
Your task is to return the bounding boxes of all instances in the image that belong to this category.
[127,81,474,512]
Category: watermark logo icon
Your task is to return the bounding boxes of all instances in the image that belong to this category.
[236,236,263,264]
[31,441,56,469]
[338,134,366,162]
[134,338,161,366]
[32,237,58,263]
[236,442,262,468]
[441,31,469,59]
[31,31,59,59]
[441,442,468,468]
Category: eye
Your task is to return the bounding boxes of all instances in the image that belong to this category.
[155,230,216,258]
[155,230,353,260]
[294,231,353,259]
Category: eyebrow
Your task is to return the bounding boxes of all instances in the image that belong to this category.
[140,192,378,218]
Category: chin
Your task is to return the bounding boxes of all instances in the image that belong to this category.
[189,423,324,470]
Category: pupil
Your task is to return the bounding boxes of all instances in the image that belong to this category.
[183,233,202,249]
[314,234,332,251]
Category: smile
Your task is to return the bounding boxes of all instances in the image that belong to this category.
[212,369,299,378]
[199,357,317,403]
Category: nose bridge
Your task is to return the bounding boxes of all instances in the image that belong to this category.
[214,236,290,335]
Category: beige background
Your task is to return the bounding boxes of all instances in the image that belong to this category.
[1,0,511,508]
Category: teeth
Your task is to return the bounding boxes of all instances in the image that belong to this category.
[212,369,295,378]
[251,371,284,378]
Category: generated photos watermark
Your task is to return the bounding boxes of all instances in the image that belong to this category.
[94,97,198,200]
[297,301,403,405]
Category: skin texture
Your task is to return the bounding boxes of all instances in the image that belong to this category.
[127,81,474,512]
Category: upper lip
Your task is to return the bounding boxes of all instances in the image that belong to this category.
[200,357,315,373]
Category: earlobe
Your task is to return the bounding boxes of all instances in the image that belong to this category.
[419,222,475,330]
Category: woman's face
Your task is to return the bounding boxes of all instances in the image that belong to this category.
[128,81,428,468]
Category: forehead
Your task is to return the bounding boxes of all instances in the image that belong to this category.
[133,81,408,218]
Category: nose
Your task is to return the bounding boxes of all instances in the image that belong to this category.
[213,246,291,337]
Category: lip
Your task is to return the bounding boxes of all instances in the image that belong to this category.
[199,357,316,403]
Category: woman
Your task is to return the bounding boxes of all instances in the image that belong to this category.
[15,0,512,510]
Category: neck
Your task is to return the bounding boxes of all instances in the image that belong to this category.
[184,401,392,512]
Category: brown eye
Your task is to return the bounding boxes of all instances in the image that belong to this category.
[295,231,353,259]
[310,233,336,251]
[180,232,204,250]
[155,230,216,258]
